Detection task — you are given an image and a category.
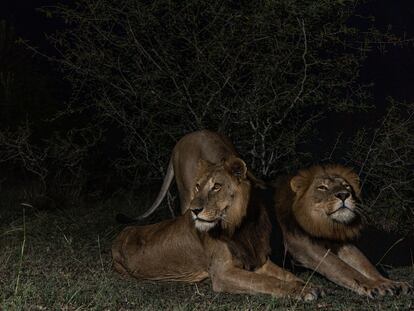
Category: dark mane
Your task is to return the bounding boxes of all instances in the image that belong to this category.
[210,186,272,270]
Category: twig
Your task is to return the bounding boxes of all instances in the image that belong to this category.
[14,208,26,295]
[358,108,393,189]
[97,234,105,272]
[275,18,308,126]
[376,237,404,266]
[328,132,343,160]
[292,249,330,310]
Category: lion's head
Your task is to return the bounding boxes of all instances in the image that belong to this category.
[289,164,363,241]
[189,156,251,234]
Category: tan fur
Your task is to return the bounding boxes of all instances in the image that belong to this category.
[275,164,412,298]
[189,157,250,235]
[290,165,362,241]
[112,160,322,301]
[137,130,265,219]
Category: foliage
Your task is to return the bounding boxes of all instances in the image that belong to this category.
[42,0,379,180]
[0,2,412,232]
[1,195,413,310]
[0,20,56,130]
[345,100,414,233]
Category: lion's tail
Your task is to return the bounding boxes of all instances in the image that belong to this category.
[116,158,175,224]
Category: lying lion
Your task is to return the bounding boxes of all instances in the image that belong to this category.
[274,164,412,298]
[112,157,321,301]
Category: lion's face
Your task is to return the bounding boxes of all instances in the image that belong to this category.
[302,176,358,224]
[290,165,363,240]
[189,157,250,233]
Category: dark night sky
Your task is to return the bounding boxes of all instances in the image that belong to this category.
[1,0,414,115]
[357,0,414,104]
[0,1,66,51]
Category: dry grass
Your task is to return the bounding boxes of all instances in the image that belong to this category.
[0,191,413,310]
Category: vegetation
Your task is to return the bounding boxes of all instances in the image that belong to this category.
[1,1,413,309]
[1,192,413,310]
[0,7,413,309]
[42,0,379,178]
[0,0,412,232]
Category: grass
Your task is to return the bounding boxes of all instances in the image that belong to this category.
[0,190,413,310]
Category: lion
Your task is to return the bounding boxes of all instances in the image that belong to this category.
[117,130,264,222]
[274,164,412,298]
[112,157,321,301]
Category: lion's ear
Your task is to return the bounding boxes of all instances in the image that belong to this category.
[226,157,247,179]
[290,175,305,193]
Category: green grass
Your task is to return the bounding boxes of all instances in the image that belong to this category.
[0,191,413,310]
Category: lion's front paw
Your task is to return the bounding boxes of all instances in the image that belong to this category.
[384,280,412,295]
[357,279,412,298]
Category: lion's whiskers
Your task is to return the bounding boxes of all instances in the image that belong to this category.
[219,215,235,229]
[219,215,231,224]
[354,204,368,221]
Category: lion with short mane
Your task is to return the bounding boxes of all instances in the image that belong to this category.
[117,130,264,222]
[112,157,321,301]
[274,164,412,298]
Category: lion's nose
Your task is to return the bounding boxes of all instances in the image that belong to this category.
[335,191,350,202]
[191,207,203,216]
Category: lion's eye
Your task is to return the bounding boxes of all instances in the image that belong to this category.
[344,184,351,190]
[195,184,200,192]
[317,185,328,191]
[212,183,222,191]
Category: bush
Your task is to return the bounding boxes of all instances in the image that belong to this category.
[43,0,380,180]
[345,100,414,233]
[1,1,412,232]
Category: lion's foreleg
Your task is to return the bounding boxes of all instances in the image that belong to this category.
[255,259,303,283]
[337,244,412,295]
[209,264,319,301]
[287,236,399,298]
[337,244,386,280]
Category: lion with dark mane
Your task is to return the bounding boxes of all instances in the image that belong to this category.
[112,151,321,300]
[274,164,412,298]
